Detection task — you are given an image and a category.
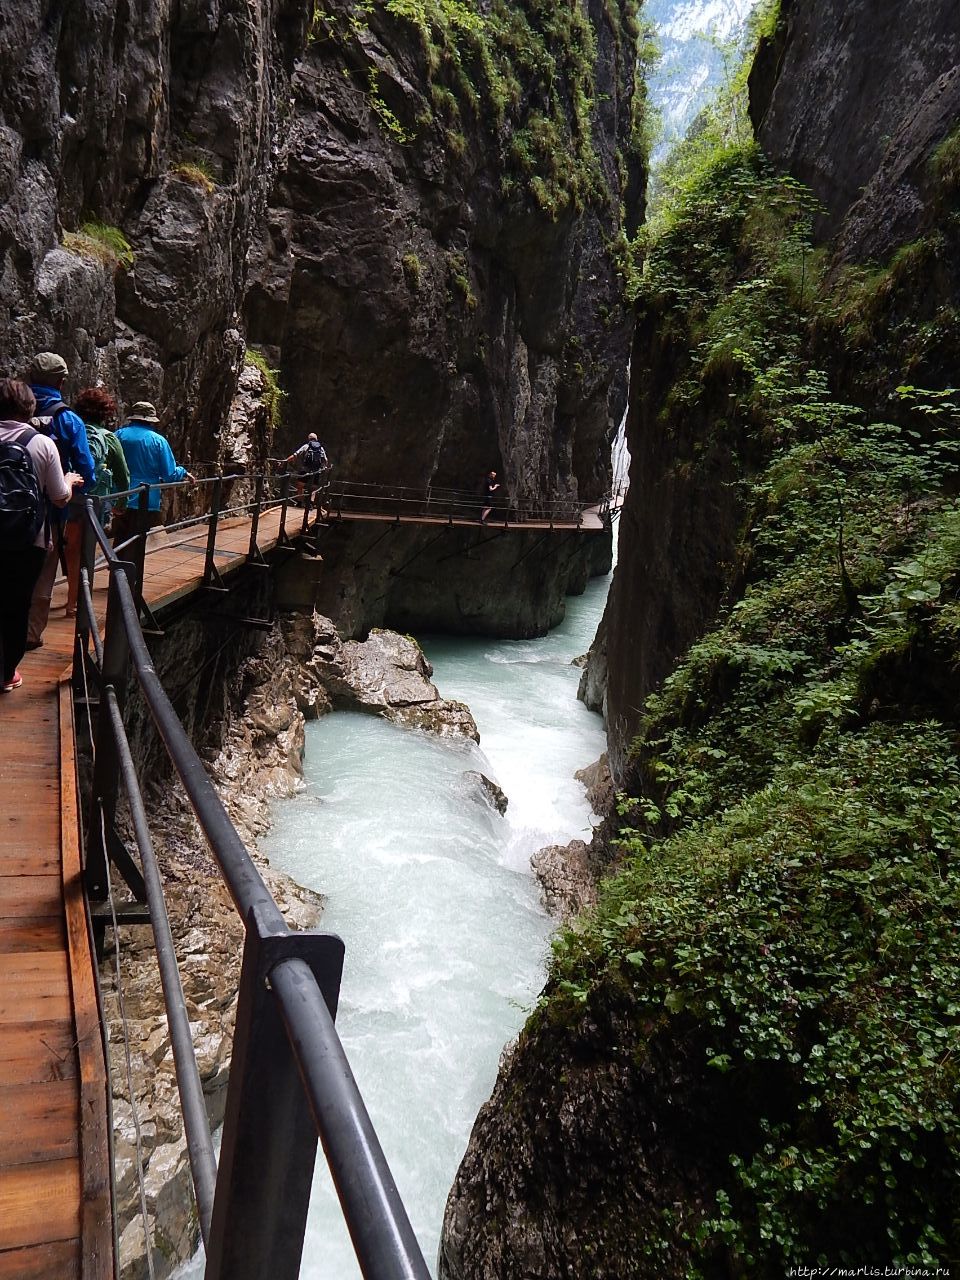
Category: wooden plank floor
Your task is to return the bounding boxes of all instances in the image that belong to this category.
[0,506,309,1278]
[324,505,606,532]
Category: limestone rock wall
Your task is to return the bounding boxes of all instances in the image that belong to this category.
[595,0,960,783]
[0,0,308,467]
[749,0,960,235]
[244,0,638,511]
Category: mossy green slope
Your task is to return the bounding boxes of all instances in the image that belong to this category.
[523,133,960,1271]
[311,0,649,218]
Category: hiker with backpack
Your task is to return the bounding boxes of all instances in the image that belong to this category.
[59,387,131,615]
[112,401,195,548]
[25,352,96,647]
[284,432,330,504]
[0,379,82,692]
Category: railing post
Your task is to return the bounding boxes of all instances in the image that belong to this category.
[247,471,265,561]
[300,476,312,537]
[203,474,223,587]
[131,485,151,615]
[278,471,291,544]
[204,906,345,1280]
[73,498,100,694]
[85,562,136,902]
[313,480,326,555]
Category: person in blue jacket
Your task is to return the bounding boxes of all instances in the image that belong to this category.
[112,401,195,547]
[25,351,96,647]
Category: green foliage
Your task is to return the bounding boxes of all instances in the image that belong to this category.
[534,126,960,1265]
[63,221,134,270]
[244,348,285,429]
[170,159,217,193]
[445,250,477,310]
[930,124,960,198]
[401,251,422,289]
[311,0,639,218]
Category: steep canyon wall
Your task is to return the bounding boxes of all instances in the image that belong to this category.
[441,3,960,1277]
[598,0,960,782]
[0,0,641,631]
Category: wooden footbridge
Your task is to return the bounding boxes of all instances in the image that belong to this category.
[0,470,618,1277]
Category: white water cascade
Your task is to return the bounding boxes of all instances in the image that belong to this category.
[261,572,612,1277]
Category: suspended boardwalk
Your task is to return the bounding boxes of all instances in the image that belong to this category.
[0,506,304,1277]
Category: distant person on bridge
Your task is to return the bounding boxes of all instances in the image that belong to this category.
[25,352,96,647]
[0,379,82,691]
[112,402,195,548]
[285,432,330,505]
[480,470,500,523]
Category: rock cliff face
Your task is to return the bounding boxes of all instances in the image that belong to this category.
[0,0,308,465]
[0,0,640,631]
[749,0,960,234]
[249,0,638,508]
[594,0,960,782]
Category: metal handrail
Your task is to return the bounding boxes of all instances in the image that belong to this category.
[72,494,430,1280]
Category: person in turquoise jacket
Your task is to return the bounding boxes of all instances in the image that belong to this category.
[113,401,195,547]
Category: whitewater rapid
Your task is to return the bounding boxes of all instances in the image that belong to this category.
[261,573,610,1277]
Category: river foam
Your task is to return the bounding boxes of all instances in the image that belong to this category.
[264,574,609,1278]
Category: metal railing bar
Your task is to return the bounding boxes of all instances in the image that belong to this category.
[79,569,104,668]
[109,566,285,929]
[103,687,219,1245]
[269,957,431,1280]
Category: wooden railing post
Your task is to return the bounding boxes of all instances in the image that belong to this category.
[300,476,312,537]
[278,471,291,544]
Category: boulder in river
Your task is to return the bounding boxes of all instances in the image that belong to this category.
[304,618,480,741]
[531,839,602,922]
[574,752,614,817]
[463,770,509,815]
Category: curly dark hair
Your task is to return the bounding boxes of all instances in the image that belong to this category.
[74,386,118,428]
[0,378,37,421]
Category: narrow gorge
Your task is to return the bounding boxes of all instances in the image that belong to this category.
[2,0,959,1277]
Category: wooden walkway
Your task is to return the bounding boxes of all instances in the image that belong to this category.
[323,504,607,532]
[0,507,303,1278]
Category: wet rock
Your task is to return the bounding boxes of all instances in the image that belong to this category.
[463,771,509,816]
[307,619,480,741]
[577,611,608,717]
[530,839,602,923]
[574,753,613,818]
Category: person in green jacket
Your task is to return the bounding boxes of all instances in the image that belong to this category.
[60,386,131,616]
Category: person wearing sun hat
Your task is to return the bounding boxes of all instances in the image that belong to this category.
[112,401,195,547]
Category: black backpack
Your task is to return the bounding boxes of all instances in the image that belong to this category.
[305,440,328,470]
[0,428,44,550]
